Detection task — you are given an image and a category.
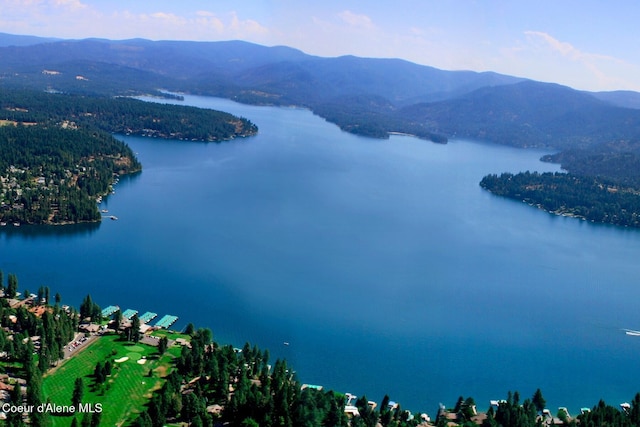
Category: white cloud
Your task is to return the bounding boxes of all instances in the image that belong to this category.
[194,14,225,34]
[337,10,375,30]
[0,2,272,44]
[228,11,269,37]
[524,31,616,63]
[494,30,640,91]
[52,0,87,11]
[149,12,187,26]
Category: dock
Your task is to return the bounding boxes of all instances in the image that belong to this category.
[139,312,157,324]
[154,314,179,329]
[101,305,120,317]
[122,309,138,320]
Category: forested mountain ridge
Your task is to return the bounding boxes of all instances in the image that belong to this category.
[2,36,639,147]
[0,37,524,141]
[4,35,640,227]
[0,32,60,47]
[0,38,523,102]
[590,90,640,109]
[400,80,640,149]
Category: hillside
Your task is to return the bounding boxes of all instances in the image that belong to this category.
[3,35,640,198]
[400,81,640,149]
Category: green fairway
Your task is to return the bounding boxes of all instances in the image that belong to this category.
[126,352,143,361]
[42,334,173,427]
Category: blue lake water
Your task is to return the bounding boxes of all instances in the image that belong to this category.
[3,94,640,415]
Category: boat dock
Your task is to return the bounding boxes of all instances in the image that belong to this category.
[101,305,120,317]
[122,309,138,320]
[154,314,179,329]
[100,305,178,330]
[139,312,157,324]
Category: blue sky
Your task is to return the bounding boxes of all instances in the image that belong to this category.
[1,0,639,92]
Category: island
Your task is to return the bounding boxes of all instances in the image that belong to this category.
[0,89,257,225]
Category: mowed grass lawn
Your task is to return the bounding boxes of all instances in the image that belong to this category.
[42,334,173,427]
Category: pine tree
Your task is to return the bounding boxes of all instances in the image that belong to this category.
[72,377,84,407]
[130,314,141,343]
[7,274,18,299]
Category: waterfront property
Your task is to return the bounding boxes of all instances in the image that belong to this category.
[7,95,640,412]
[139,312,157,323]
[121,308,138,319]
[103,304,176,330]
[154,314,179,329]
[101,305,119,317]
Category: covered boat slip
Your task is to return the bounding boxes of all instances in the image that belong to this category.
[101,306,175,328]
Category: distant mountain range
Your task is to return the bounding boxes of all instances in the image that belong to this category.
[2,33,640,184]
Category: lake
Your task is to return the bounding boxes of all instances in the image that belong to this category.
[3,94,640,416]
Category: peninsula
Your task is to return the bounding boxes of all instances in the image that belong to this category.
[479,172,640,228]
[0,89,257,225]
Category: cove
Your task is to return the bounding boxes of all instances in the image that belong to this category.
[3,94,640,415]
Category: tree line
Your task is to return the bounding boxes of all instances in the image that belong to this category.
[0,271,78,427]
[3,270,640,426]
[132,325,427,427]
[0,88,259,224]
[480,171,640,228]
[0,88,257,142]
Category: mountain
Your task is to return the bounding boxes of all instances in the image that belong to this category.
[3,34,640,183]
[400,80,640,149]
[0,37,523,103]
[0,32,60,47]
[590,90,640,109]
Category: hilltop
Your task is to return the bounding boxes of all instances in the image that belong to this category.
[1,36,639,166]
[2,34,640,223]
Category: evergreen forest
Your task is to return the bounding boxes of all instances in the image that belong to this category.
[0,89,257,225]
[0,271,640,426]
[479,172,640,228]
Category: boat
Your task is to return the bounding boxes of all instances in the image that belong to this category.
[101,209,109,213]
[623,328,640,336]
[110,216,118,221]
[0,222,6,226]
[13,222,20,227]
[283,342,290,346]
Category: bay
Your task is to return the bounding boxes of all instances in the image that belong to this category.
[3,94,640,415]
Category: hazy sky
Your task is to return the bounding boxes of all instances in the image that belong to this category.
[2,0,639,92]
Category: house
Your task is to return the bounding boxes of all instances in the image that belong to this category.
[78,323,100,334]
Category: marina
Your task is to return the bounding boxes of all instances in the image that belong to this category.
[122,309,138,319]
[101,305,120,317]
[154,315,179,329]
[100,307,173,329]
[139,312,157,324]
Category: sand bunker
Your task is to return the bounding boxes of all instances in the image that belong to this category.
[114,356,129,363]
